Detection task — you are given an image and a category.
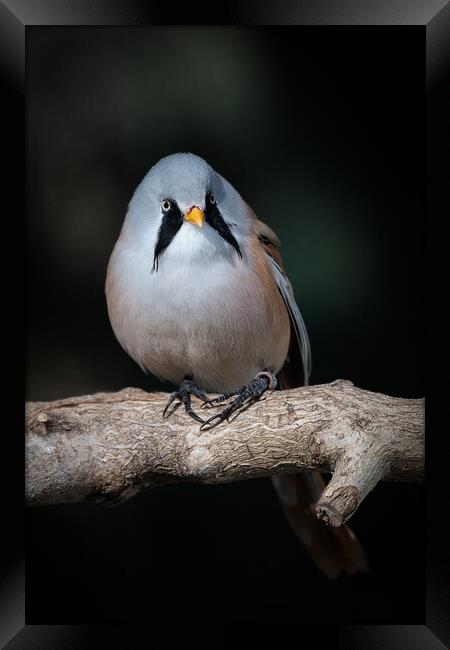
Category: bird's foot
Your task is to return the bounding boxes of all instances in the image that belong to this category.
[200,370,277,431]
[163,377,209,424]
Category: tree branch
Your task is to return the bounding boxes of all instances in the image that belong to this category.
[25,380,424,525]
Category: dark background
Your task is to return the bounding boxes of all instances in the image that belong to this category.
[27,26,424,624]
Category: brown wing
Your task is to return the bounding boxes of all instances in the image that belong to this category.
[252,216,310,388]
[252,214,368,578]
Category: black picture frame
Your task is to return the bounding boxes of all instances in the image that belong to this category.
[2,1,448,646]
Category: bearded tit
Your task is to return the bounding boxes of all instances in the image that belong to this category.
[106,153,367,578]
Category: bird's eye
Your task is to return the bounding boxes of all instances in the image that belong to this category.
[161,199,171,212]
[209,193,216,205]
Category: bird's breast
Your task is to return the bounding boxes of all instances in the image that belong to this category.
[106,242,290,392]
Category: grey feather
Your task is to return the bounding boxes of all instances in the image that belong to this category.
[268,257,311,386]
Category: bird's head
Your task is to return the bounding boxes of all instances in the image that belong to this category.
[122,153,251,271]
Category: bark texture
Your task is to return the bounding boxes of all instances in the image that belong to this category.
[25,380,424,525]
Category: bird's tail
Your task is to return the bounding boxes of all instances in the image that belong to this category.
[271,470,368,579]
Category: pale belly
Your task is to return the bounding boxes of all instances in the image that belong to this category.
[107,247,291,393]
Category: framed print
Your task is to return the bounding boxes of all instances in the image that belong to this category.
[2,0,448,646]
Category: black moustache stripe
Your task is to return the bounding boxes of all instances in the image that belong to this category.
[152,203,183,271]
[153,200,242,271]
[206,203,242,259]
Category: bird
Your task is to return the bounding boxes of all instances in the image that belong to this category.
[105,152,367,578]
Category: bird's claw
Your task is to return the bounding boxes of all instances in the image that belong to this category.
[162,392,180,418]
[200,390,243,410]
[163,378,208,423]
[199,370,277,431]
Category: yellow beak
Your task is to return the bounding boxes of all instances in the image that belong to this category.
[185,206,205,228]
